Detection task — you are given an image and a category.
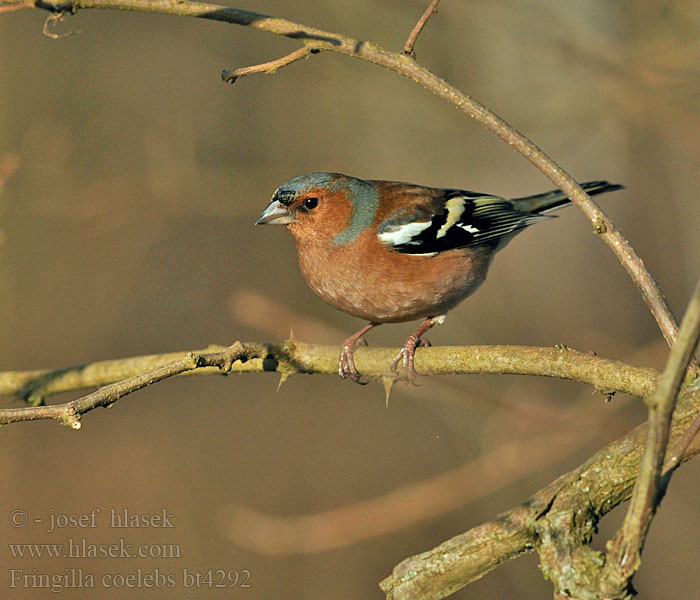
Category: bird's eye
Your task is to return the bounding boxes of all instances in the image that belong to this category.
[303,197,319,210]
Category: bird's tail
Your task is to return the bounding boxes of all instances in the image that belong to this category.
[513,181,624,214]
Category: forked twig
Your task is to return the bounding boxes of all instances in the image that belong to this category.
[0,343,253,427]
[403,0,440,57]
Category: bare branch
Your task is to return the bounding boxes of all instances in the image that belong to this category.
[402,0,440,57]
[0,343,659,423]
[222,46,314,83]
[600,277,700,598]
[0,342,254,427]
[380,385,700,600]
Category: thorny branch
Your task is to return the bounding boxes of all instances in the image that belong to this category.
[0,343,255,427]
[0,342,659,426]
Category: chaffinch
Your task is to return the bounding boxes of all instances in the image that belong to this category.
[256,173,622,383]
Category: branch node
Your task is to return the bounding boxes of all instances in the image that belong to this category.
[60,410,81,429]
[185,352,201,369]
[220,341,246,372]
[284,334,298,354]
[593,219,608,235]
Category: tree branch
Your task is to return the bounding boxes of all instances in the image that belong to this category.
[0,342,255,427]
[2,0,679,349]
[664,401,700,474]
[381,280,699,600]
[380,385,700,600]
[599,277,700,598]
[402,0,440,57]
[0,343,659,425]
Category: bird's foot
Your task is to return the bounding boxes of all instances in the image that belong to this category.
[337,322,378,384]
[338,341,366,384]
[389,315,445,384]
[390,337,431,384]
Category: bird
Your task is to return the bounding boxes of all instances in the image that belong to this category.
[255,173,623,383]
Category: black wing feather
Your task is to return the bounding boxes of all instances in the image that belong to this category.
[377,190,549,255]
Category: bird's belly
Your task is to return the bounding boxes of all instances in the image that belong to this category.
[298,245,494,323]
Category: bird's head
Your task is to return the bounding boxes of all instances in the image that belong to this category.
[256,172,380,247]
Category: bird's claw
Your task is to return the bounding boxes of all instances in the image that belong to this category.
[337,323,378,384]
[338,344,367,384]
[390,337,430,385]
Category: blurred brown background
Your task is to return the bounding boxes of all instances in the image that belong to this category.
[1,1,699,598]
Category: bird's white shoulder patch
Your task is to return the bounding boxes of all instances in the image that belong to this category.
[377,221,432,246]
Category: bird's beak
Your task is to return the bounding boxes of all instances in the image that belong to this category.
[255,200,293,225]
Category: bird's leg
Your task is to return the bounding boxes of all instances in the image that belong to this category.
[390,315,446,383]
[338,322,380,383]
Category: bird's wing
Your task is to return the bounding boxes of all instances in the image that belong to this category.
[377,189,550,255]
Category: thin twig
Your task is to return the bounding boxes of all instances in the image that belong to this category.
[222,46,314,83]
[0,343,253,427]
[0,0,679,348]
[402,0,440,57]
[600,277,700,598]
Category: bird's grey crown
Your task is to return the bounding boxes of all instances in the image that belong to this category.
[272,172,345,205]
[272,173,381,247]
